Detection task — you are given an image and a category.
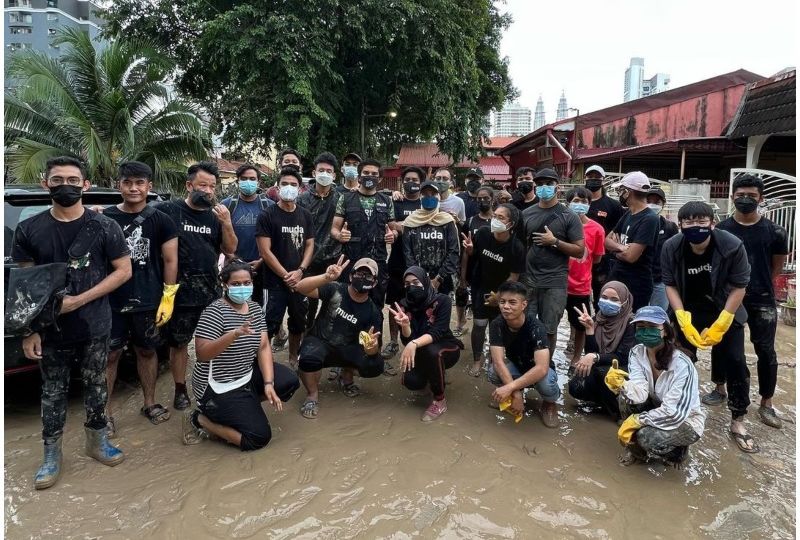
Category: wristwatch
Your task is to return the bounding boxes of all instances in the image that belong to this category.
[299,266,307,275]
[553,238,560,248]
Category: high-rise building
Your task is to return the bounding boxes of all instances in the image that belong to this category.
[555,91,569,121]
[492,102,531,137]
[5,0,105,88]
[624,57,670,102]
[533,95,546,129]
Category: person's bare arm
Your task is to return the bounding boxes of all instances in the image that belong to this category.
[772,254,788,279]
[161,237,178,285]
[666,285,684,312]
[506,349,549,391]
[257,236,288,277]
[615,242,646,263]
[60,255,132,314]
[490,346,515,386]
[723,287,747,314]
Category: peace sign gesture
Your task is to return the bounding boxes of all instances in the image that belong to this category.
[360,326,381,354]
[388,302,411,328]
[325,255,350,281]
[572,303,595,333]
[461,232,474,254]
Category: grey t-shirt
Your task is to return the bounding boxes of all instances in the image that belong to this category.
[439,194,466,224]
[521,203,584,288]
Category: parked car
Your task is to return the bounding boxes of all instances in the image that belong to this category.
[4,184,164,375]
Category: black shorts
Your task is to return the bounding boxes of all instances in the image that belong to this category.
[263,285,309,337]
[385,267,406,306]
[109,310,163,352]
[471,289,500,321]
[297,335,383,378]
[455,284,470,308]
[566,294,592,330]
[166,306,205,348]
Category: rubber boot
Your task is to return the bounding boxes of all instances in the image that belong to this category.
[34,439,63,490]
[84,426,125,466]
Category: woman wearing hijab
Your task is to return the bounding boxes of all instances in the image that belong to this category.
[402,181,460,293]
[388,267,463,422]
[568,281,636,419]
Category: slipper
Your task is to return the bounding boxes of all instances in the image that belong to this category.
[452,327,464,337]
[300,399,318,419]
[141,404,171,425]
[339,379,361,398]
[467,364,482,377]
[730,431,760,453]
[327,367,341,381]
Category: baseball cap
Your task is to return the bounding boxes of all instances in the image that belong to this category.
[620,171,651,192]
[419,180,440,192]
[342,152,362,163]
[352,258,378,276]
[585,165,606,177]
[631,305,669,325]
[534,168,559,182]
[465,167,484,179]
[647,187,667,203]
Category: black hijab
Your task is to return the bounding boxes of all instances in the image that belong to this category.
[400,266,437,311]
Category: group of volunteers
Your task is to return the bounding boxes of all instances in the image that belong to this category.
[12,150,788,490]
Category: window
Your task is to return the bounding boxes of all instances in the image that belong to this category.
[8,43,32,52]
[47,0,58,6]
[8,0,32,6]
[10,27,33,35]
[47,13,59,22]
[48,28,57,36]
[9,12,33,24]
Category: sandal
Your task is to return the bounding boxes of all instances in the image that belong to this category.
[467,364,482,377]
[300,399,318,419]
[339,379,361,398]
[106,416,117,439]
[730,431,760,453]
[452,327,464,338]
[141,404,171,425]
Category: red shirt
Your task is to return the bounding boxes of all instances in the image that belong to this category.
[568,218,605,295]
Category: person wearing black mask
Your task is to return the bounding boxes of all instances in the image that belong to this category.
[382,166,425,370]
[456,168,484,221]
[294,257,384,418]
[661,201,757,453]
[12,156,132,489]
[512,167,538,211]
[716,175,789,429]
[455,186,494,336]
[389,267,463,422]
[158,161,238,411]
[584,165,623,309]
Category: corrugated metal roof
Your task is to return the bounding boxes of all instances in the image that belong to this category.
[215,158,273,175]
[395,143,451,167]
[726,70,796,138]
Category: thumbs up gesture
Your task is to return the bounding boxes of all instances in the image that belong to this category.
[339,221,351,243]
[384,224,396,244]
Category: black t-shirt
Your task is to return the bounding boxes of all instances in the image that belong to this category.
[388,198,421,271]
[717,217,789,306]
[653,216,679,284]
[587,194,624,235]
[489,314,552,372]
[512,195,538,212]
[470,227,525,291]
[609,208,659,286]
[682,238,715,315]
[157,199,223,307]
[310,282,382,347]
[255,204,314,288]
[104,206,178,312]
[456,192,480,221]
[11,209,129,343]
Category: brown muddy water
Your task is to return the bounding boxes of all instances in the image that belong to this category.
[4,317,796,539]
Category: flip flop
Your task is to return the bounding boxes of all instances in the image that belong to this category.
[339,379,361,398]
[300,399,318,419]
[141,404,171,425]
[730,431,760,453]
[467,364,482,377]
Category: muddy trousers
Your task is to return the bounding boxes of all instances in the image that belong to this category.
[401,340,461,400]
[677,313,750,419]
[40,336,109,445]
[619,399,700,461]
[743,304,778,399]
[568,364,621,419]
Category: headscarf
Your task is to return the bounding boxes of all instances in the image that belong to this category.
[402,205,455,228]
[594,280,633,353]
[399,266,437,310]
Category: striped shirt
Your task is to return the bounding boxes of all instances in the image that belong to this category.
[191,299,265,401]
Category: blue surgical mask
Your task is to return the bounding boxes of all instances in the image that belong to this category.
[227,285,253,304]
[421,196,439,210]
[598,298,622,316]
[238,180,258,196]
[536,185,556,201]
[343,165,358,179]
[569,202,589,215]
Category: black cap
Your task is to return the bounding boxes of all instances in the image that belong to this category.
[534,168,559,181]
[647,187,667,203]
[342,152,362,163]
[419,180,440,193]
[466,167,484,179]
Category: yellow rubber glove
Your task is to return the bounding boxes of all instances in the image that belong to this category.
[604,359,629,395]
[617,414,642,446]
[700,310,735,347]
[499,396,523,423]
[155,284,180,327]
[675,309,708,350]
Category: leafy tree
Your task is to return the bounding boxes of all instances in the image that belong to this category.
[104,0,516,163]
[4,28,212,189]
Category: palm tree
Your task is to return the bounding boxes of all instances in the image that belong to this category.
[4,28,212,190]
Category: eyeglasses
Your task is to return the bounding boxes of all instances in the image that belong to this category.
[47,176,83,186]
[680,219,712,227]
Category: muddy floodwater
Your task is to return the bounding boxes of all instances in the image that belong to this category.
[4,316,796,539]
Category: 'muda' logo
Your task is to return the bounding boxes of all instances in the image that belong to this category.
[420,231,444,240]
[482,249,503,263]
[335,307,358,324]
[184,223,212,234]
[687,263,712,275]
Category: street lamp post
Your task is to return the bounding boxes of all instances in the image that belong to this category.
[360,105,398,155]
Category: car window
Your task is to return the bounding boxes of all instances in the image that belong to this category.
[4,203,52,258]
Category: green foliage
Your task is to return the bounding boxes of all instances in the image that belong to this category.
[4,28,212,190]
[103,0,516,163]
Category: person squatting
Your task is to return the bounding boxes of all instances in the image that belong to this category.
[12,154,787,489]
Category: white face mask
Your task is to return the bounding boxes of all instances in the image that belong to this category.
[647,203,663,213]
[490,218,508,233]
[279,184,299,201]
[315,172,334,187]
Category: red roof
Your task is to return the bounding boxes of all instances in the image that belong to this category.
[395,143,451,168]
[482,136,520,149]
[475,156,512,179]
[215,158,272,175]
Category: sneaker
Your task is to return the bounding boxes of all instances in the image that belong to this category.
[701,389,727,406]
[422,399,448,422]
[173,389,191,411]
[539,402,559,428]
[182,411,207,445]
[758,406,783,429]
[381,341,400,359]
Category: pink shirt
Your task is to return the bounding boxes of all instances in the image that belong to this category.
[568,218,605,296]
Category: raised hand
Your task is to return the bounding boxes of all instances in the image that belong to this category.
[234,318,253,338]
[212,203,231,225]
[339,222,351,243]
[461,231,473,252]
[388,302,410,327]
[572,303,595,333]
[384,224,395,244]
[325,254,350,281]
[360,326,381,353]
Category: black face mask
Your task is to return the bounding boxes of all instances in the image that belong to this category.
[49,185,83,207]
[518,182,533,195]
[403,181,421,195]
[682,225,712,244]
[359,176,377,190]
[351,275,375,293]
[190,190,214,208]
[478,201,491,212]
[734,196,758,214]
[585,180,603,192]
[619,189,628,208]
[405,285,427,307]
[466,179,481,194]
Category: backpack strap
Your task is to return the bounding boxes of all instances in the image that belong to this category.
[224,193,240,216]
[67,212,105,260]
[121,204,157,238]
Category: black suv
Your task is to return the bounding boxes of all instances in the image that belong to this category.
[4,184,164,375]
